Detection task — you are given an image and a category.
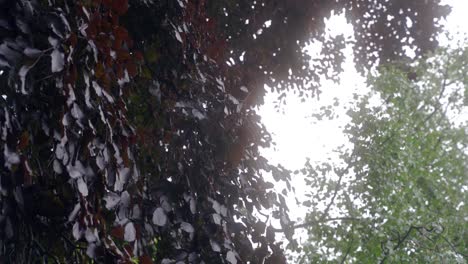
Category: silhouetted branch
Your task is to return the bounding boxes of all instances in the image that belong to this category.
[319,161,353,223]
[272,217,360,232]
[340,240,353,264]
[379,226,418,264]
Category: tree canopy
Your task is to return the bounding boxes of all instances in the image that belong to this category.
[300,46,468,263]
[0,0,455,263]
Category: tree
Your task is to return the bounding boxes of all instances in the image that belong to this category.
[0,0,453,263]
[300,46,468,263]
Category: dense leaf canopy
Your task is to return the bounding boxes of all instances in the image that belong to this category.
[0,0,453,263]
[301,46,468,263]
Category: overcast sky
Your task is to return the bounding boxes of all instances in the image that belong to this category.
[258,0,468,240]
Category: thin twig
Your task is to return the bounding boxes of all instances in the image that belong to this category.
[439,234,468,258]
[379,226,417,264]
[340,239,353,264]
[319,161,353,223]
[272,216,360,232]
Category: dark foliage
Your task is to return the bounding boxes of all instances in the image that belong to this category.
[0,0,450,263]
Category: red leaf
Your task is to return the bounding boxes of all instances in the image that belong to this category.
[113,26,129,42]
[18,131,29,150]
[117,49,130,61]
[134,51,144,62]
[122,148,130,167]
[140,255,153,264]
[111,14,120,26]
[102,0,112,7]
[126,61,137,77]
[101,20,112,32]
[111,226,124,240]
[112,0,129,16]
[113,39,122,51]
[105,55,113,68]
[116,64,124,79]
[123,244,133,256]
[126,38,134,49]
[85,24,97,39]
[69,32,77,47]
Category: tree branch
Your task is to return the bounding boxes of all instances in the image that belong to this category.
[340,240,353,264]
[272,217,360,232]
[416,56,450,129]
[319,161,353,223]
[379,226,418,264]
[439,233,468,258]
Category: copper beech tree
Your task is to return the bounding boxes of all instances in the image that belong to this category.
[0,0,451,263]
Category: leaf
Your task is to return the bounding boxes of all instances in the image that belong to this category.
[111,226,124,240]
[126,60,137,77]
[3,146,20,168]
[212,199,221,214]
[175,31,183,43]
[85,228,97,243]
[113,26,129,42]
[23,47,42,57]
[71,103,84,120]
[210,240,221,252]
[212,213,222,225]
[95,63,105,79]
[226,251,237,264]
[68,161,86,179]
[0,57,9,68]
[103,192,121,209]
[152,207,167,226]
[102,0,112,8]
[72,222,82,240]
[18,131,29,150]
[140,255,153,264]
[134,51,144,61]
[77,177,88,196]
[112,0,129,16]
[86,243,97,258]
[124,222,136,242]
[51,49,64,73]
[68,203,80,222]
[18,65,33,94]
[180,222,194,233]
[190,198,196,214]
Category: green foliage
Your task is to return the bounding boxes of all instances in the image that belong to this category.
[301,47,468,263]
